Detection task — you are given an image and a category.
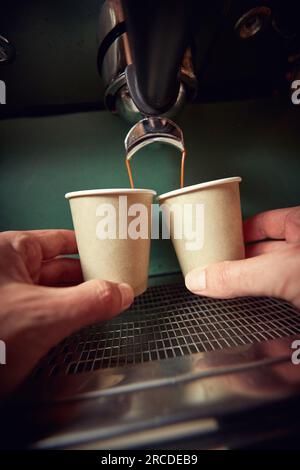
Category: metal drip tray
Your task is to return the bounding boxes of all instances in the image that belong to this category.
[18,281,300,450]
[35,282,300,378]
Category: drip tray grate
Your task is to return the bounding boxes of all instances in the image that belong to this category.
[35,283,300,378]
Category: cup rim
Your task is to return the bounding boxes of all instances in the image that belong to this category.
[157,177,242,202]
[65,188,157,200]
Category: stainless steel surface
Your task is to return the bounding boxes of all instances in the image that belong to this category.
[112,80,187,124]
[98,0,133,117]
[19,282,300,449]
[26,335,300,450]
[114,82,143,124]
[101,35,128,88]
[98,0,125,49]
[235,7,272,40]
[125,117,184,160]
[98,1,195,122]
[36,283,300,378]
[0,35,15,64]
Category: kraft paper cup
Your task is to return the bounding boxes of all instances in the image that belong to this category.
[65,189,156,297]
[157,177,245,277]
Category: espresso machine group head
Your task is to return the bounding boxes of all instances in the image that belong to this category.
[98,0,197,122]
[98,0,300,159]
[98,0,198,158]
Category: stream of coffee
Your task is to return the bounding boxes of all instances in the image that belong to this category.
[126,149,187,190]
[180,149,186,189]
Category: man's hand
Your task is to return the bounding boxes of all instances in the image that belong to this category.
[0,230,133,398]
[185,206,300,309]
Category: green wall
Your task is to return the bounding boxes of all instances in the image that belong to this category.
[1,98,300,275]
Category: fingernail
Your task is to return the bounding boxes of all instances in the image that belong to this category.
[185,269,206,292]
[118,283,134,309]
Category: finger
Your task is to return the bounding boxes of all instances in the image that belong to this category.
[185,249,290,299]
[3,230,78,283]
[0,280,133,394]
[28,229,78,259]
[39,258,83,286]
[285,207,300,243]
[244,206,300,243]
[245,240,288,258]
[50,280,134,334]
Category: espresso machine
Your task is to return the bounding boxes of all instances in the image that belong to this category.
[97,0,300,159]
[97,0,198,163]
[1,0,300,450]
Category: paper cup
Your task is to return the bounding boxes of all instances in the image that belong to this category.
[65,189,156,297]
[157,177,245,277]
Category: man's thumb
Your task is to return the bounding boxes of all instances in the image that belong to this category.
[52,279,134,332]
[185,252,284,299]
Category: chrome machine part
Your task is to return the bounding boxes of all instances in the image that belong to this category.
[98,0,196,123]
[124,117,184,160]
[114,80,188,125]
[31,283,300,381]
[0,35,15,64]
[235,7,272,40]
[12,281,300,449]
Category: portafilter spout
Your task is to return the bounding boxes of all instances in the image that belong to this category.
[124,117,186,188]
[125,117,184,160]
